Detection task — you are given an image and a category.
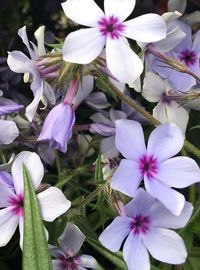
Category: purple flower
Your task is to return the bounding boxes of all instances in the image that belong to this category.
[111,119,200,215]
[0,172,14,191]
[99,188,193,270]
[50,222,97,270]
[0,97,23,115]
[37,103,75,153]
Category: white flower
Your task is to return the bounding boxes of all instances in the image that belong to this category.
[0,151,71,248]
[62,0,166,84]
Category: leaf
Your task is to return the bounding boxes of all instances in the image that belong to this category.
[95,154,104,183]
[96,74,118,102]
[22,164,53,270]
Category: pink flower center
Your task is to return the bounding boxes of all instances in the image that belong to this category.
[98,16,125,39]
[139,155,158,179]
[9,194,24,217]
[59,255,78,270]
[131,214,150,235]
[179,49,198,67]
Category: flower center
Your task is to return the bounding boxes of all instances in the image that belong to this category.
[139,155,158,179]
[9,194,24,217]
[98,16,125,39]
[179,49,197,67]
[59,255,78,270]
[131,214,150,235]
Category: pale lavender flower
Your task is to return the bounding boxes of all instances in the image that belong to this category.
[0,151,71,248]
[37,103,75,153]
[99,188,193,270]
[0,119,19,145]
[0,172,14,191]
[7,26,57,122]
[50,222,97,270]
[62,0,166,84]
[0,97,23,115]
[111,119,200,215]
[153,20,200,91]
[142,72,189,134]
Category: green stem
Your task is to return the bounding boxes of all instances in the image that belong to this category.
[73,186,102,207]
[54,150,62,180]
[189,184,196,204]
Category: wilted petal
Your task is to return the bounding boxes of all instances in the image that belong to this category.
[147,123,184,163]
[63,28,105,64]
[99,216,131,252]
[115,119,146,161]
[123,14,166,42]
[142,228,187,264]
[11,151,44,195]
[123,233,150,270]
[62,0,104,27]
[106,36,143,84]
[37,187,71,222]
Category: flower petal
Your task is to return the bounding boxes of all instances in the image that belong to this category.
[111,159,142,197]
[192,30,200,54]
[0,120,19,145]
[123,14,166,42]
[123,233,150,270]
[0,207,19,247]
[115,119,146,161]
[34,26,46,57]
[52,259,64,270]
[147,123,184,163]
[150,201,193,229]
[104,0,135,22]
[142,228,187,264]
[63,28,105,64]
[18,26,35,59]
[49,244,66,258]
[7,51,31,73]
[61,0,104,27]
[37,187,71,222]
[78,255,97,269]
[11,151,44,195]
[0,183,16,208]
[100,136,119,158]
[145,178,185,215]
[58,222,85,256]
[158,157,200,188]
[106,36,143,84]
[99,216,131,252]
[85,92,110,109]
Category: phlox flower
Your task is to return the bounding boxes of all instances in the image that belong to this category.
[0,97,23,115]
[142,72,189,134]
[0,151,71,248]
[7,26,57,122]
[50,222,97,270]
[0,119,19,145]
[99,188,193,270]
[62,0,166,84]
[111,119,200,215]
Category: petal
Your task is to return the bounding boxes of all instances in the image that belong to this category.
[115,119,146,161]
[0,207,19,247]
[123,234,150,270]
[104,0,135,22]
[52,259,64,270]
[18,26,35,59]
[43,81,56,105]
[150,201,193,229]
[58,222,85,256]
[142,72,165,102]
[7,51,31,73]
[142,228,187,264]
[168,0,187,14]
[19,216,24,249]
[147,123,184,163]
[85,92,110,109]
[61,0,104,27]
[0,183,16,208]
[63,28,105,64]
[192,30,200,54]
[49,244,66,258]
[26,80,43,122]
[109,108,127,122]
[78,255,97,269]
[145,178,185,215]
[37,187,71,222]
[11,151,44,195]
[169,69,196,92]
[153,101,168,124]
[106,36,143,84]
[90,124,115,136]
[111,159,142,197]
[99,216,131,252]
[158,157,200,188]
[0,120,19,145]
[123,14,166,42]
[100,136,119,158]
[34,26,46,56]
[0,97,23,115]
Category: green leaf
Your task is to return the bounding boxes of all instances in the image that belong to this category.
[95,154,104,183]
[22,164,53,270]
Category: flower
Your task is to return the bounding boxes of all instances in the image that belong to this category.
[0,119,19,145]
[0,151,71,248]
[0,97,23,115]
[50,222,97,270]
[99,188,193,270]
[37,103,75,153]
[111,119,200,215]
[7,26,57,122]
[62,0,166,84]
[142,72,189,134]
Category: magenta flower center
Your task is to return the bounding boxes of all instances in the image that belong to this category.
[131,214,150,235]
[59,255,78,270]
[139,155,158,179]
[179,49,197,67]
[9,194,24,217]
[98,16,125,39]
